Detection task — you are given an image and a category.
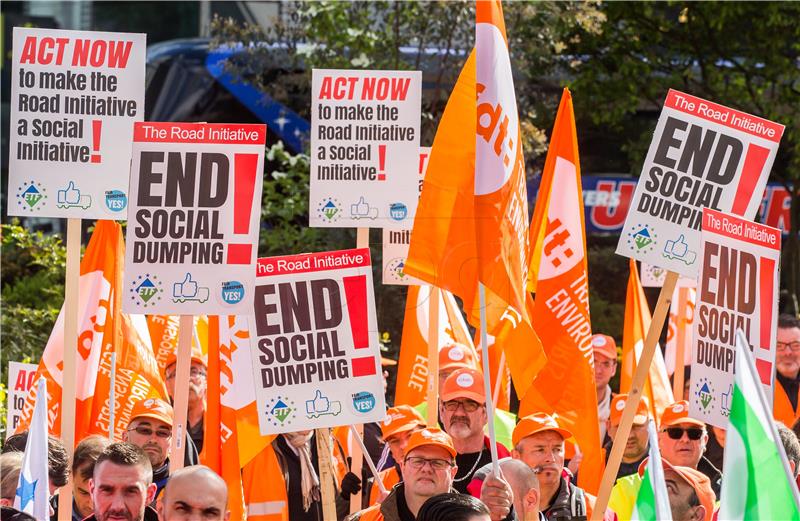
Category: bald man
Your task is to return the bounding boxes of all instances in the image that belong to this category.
[473,458,544,521]
[158,465,229,521]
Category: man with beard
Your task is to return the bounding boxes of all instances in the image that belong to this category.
[122,399,175,504]
[439,368,510,494]
[603,395,650,480]
[87,442,158,521]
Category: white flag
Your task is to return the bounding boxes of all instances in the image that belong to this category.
[14,377,50,518]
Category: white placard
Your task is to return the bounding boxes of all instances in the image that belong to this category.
[641,262,668,287]
[6,362,38,438]
[249,248,386,434]
[8,27,145,219]
[123,122,265,315]
[616,90,783,277]
[689,209,781,428]
[382,148,430,285]
[310,69,421,229]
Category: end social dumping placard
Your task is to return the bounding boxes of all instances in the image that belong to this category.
[9,27,145,219]
[310,69,421,229]
[123,122,266,315]
[250,248,387,434]
[689,208,780,428]
[616,90,783,277]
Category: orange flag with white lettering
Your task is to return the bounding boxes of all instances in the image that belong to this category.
[147,315,209,374]
[520,89,603,494]
[394,285,474,406]
[16,221,167,442]
[621,259,674,420]
[406,0,544,399]
[201,316,246,520]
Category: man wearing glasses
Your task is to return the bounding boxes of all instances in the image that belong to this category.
[348,428,459,521]
[122,398,175,503]
[164,349,208,453]
[439,368,511,494]
[775,314,800,428]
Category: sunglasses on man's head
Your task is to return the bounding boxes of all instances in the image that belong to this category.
[663,427,703,440]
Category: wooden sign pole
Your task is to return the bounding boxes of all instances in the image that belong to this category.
[672,286,690,399]
[169,315,193,474]
[108,352,117,441]
[426,286,440,427]
[591,271,678,520]
[316,428,338,520]
[58,218,81,518]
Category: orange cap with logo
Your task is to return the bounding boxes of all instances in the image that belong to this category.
[438,343,477,373]
[638,459,715,521]
[404,428,457,459]
[164,346,207,374]
[659,400,705,428]
[610,394,651,427]
[128,398,174,427]
[591,334,617,361]
[381,405,425,440]
[440,367,485,403]
[512,413,573,446]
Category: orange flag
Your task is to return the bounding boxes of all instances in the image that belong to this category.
[147,315,209,374]
[520,89,603,494]
[16,221,167,442]
[394,285,474,406]
[474,330,511,411]
[621,259,675,420]
[201,316,246,520]
[406,0,544,399]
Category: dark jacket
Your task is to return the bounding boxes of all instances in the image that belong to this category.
[697,455,722,497]
[1,506,36,521]
[542,477,588,521]
[346,483,460,521]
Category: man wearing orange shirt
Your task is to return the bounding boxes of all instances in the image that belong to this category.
[775,314,800,427]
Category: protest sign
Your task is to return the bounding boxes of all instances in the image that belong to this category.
[8,27,145,219]
[122,122,266,315]
[249,248,386,434]
[382,147,430,285]
[689,208,781,428]
[310,69,421,229]
[665,278,697,382]
[616,89,784,277]
[641,262,668,287]
[5,362,38,438]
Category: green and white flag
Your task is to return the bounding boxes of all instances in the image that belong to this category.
[719,329,800,520]
[632,420,672,520]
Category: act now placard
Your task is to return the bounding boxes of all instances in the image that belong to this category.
[123,122,266,315]
[310,69,421,229]
[382,147,430,285]
[6,362,38,438]
[9,27,145,219]
[616,90,783,277]
[249,248,386,434]
[690,208,780,428]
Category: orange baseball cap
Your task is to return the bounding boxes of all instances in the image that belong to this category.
[381,356,398,366]
[591,334,618,361]
[440,368,485,403]
[381,405,425,440]
[512,413,573,446]
[164,347,207,375]
[128,398,174,427]
[659,400,705,428]
[638,459,715,521]
[404,428,457,459]
[438,343,477,373]
[610,394,651,427]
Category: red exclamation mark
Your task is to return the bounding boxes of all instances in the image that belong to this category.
[755,256,776,385]
[343,274,376,377]
[226,153,258,265]
[377,145,386,181]
[730,143,769,216]
[91,120,102,163]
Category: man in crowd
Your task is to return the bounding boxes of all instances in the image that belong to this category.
[369,405,426,503]
[87,442,158,521]
[777,422,800,482]
[510,413,593,520]
[662,462,715,521]
[591,334,618,443]
[164,349,207,453]
[0,451,24,507]
[52,434,111,521]
[604,395,650,480]
[438,343,478,391]
[439,368,510,493]
[775,314,800,427]
[158,465,230,521]
[2,433,70,496]
[122,398,175,502]
[348,428,459,521]
[471,458,541,521]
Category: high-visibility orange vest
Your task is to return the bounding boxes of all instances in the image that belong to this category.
[368,466,400,505]
[774,381,800,428]
[242,445,288,521]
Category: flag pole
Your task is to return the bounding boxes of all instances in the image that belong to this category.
[592,271,678,520]
[478,283,499,474]
[427,285,440,427]
[316,428,338,519]
[672,287,689,398]
[349,227,369,513]
[108,351,117,441]
[169,315,194,474]
[492,350,505,407]
[350,425,388,495]
[58,217,81,517]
